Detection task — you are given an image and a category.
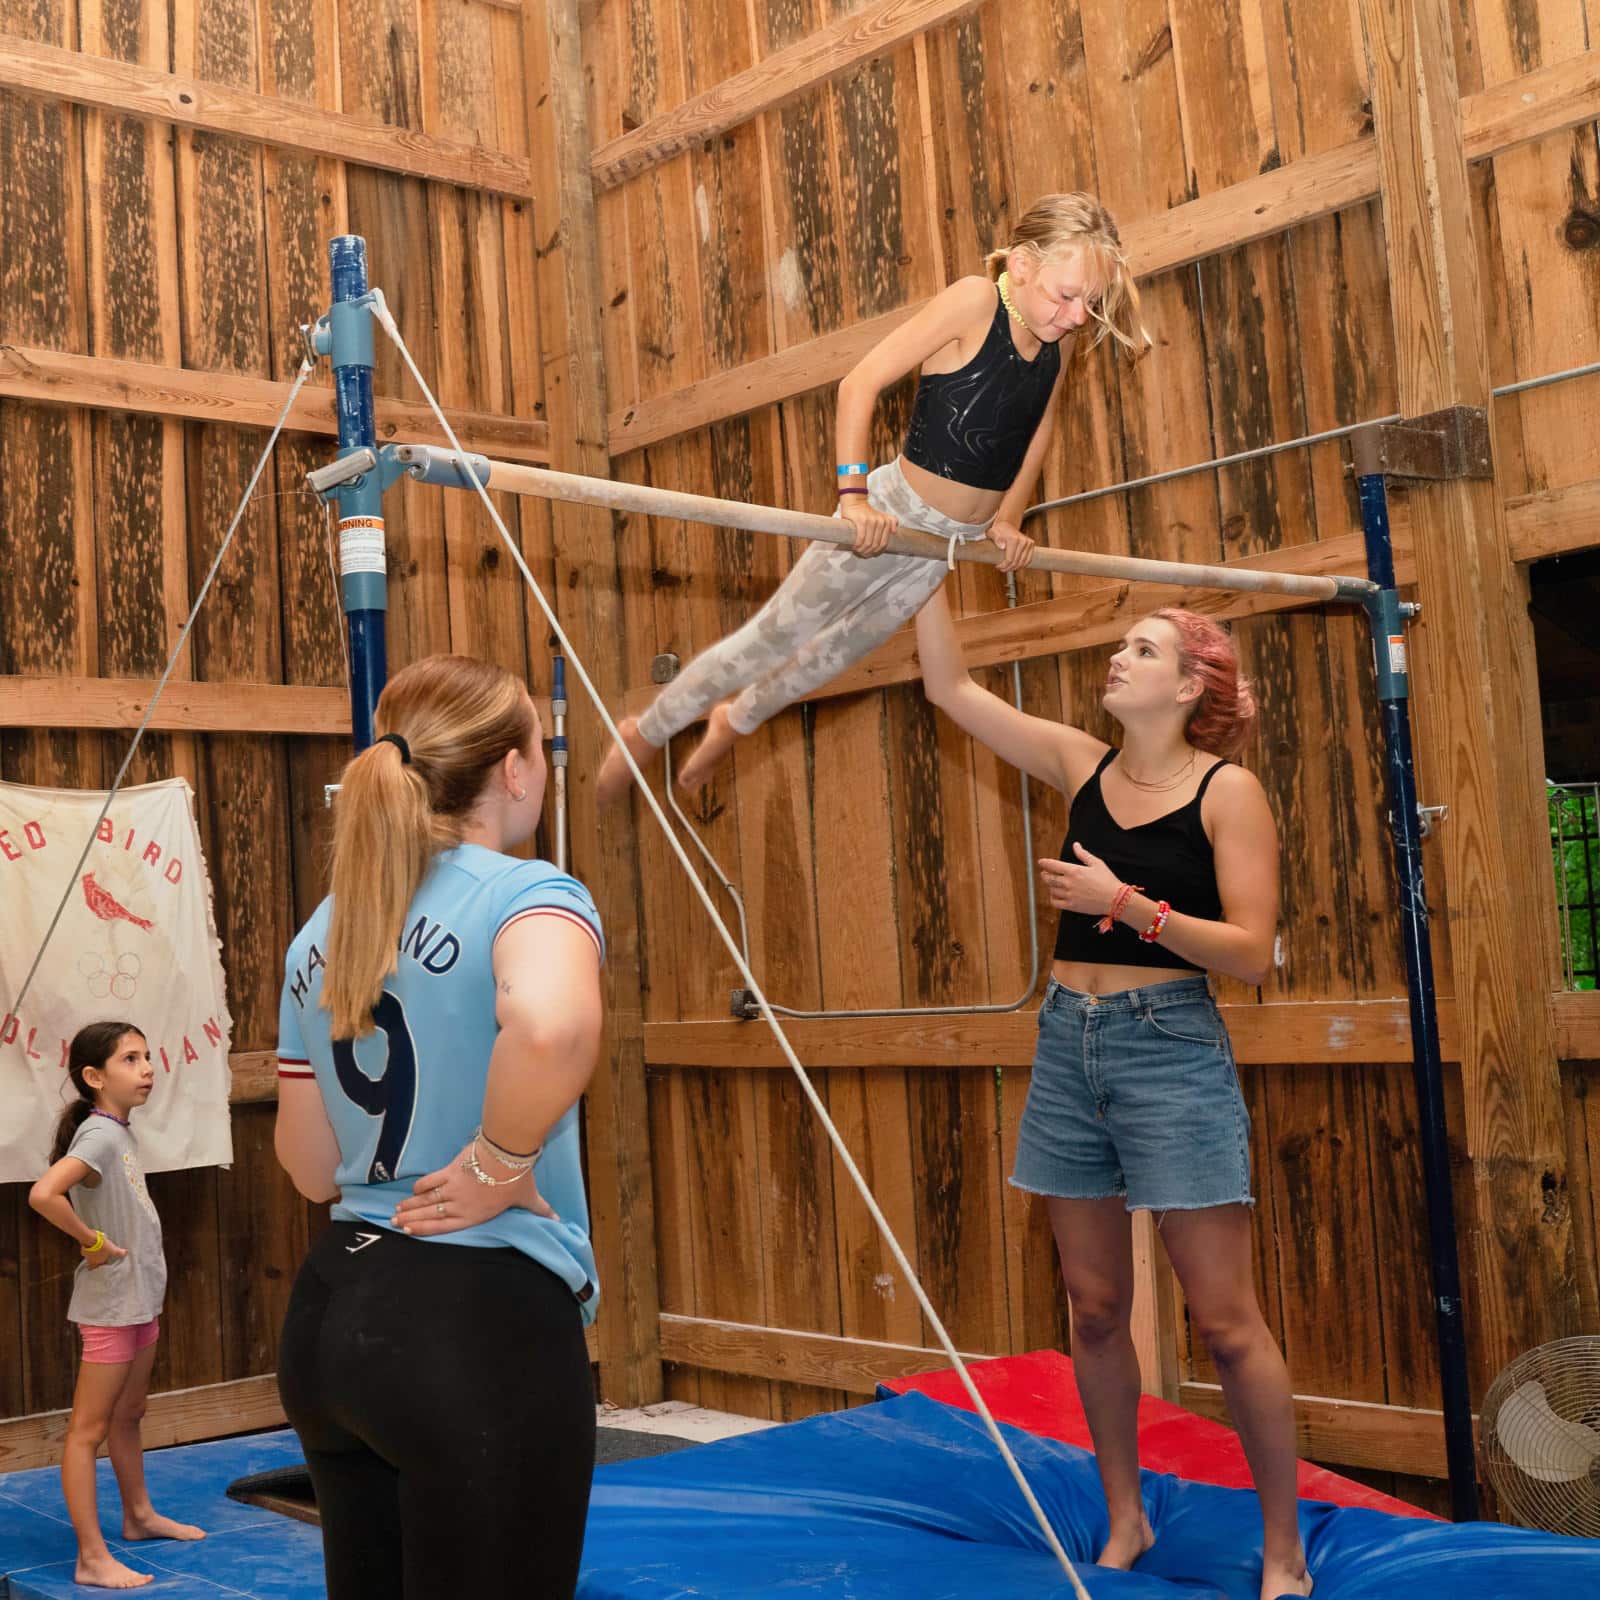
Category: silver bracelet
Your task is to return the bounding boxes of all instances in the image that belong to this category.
[462,1136,530,1187]
[477,1125,541,1170]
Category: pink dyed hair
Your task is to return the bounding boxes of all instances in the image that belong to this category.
[1147,608,1257,758]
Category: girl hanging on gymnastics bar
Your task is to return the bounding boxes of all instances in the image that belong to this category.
[596,191,1151,805]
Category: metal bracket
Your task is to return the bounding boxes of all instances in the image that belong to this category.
[730,987,759,1020]
[1419,802,1448,839]
[651,653,681,685]
[1348,405,1493,480]
[307,448,378,495]
[324,783,341,808]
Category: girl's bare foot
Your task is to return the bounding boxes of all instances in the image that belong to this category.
[122,1509,205,1542]
[595,716,660,807]
[74,1551,153,1588]
[1095,1512,1155,1569]
[676,702,740,790]
[1260,1555,1312,1598]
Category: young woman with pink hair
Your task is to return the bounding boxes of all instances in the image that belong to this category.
[915,593,1312,1600]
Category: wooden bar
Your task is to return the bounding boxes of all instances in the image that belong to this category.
[1179,1382,1462,1479]
[229,1051,279,1103]
[0,35,533,197]
[452,452,1358,599]
[589,0,985,190]
[658,1313,991,1396]
[0,344,550,463]
[1505,476,1600,563]
[0,676,351,733]
[0,1374,285,1474]
[0,676,553,736]
[605,53,1600,452]
[643,999,1452,1069]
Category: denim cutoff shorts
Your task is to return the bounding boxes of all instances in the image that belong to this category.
[1010,976,1254,1212]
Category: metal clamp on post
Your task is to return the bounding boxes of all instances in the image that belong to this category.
[1348,406,1493,480]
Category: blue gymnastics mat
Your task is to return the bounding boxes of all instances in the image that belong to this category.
[580,1391,1600,1599]
[6,1394,1597,1597]
[0,1429,321,1597]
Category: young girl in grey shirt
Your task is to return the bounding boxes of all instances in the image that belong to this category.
[28,1021,205,1588]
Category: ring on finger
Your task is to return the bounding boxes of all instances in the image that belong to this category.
[435,1202,445,1216]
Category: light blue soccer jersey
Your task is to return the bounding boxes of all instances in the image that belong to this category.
[277,844,604,1323]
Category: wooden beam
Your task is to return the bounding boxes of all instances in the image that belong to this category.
[0,1374,284,1474]
[621,527,1410,720]
[658,1313,991,1396]
[1505,476,1600,564]
[218,994,1600,1105]
[0,676,352,733]
[0,344,550,463]
[1179,1383,1465,1479]
[606,52,1600,453]
[642,998,1460,1069]
[1357,0,1580,1374]
[589,0,984,190]
[0,34,533,197]
[528,0,663,1408]
[0,676,554,736]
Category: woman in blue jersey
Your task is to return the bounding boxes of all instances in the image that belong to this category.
[595,191,1151,805]
[273,653,603,1600]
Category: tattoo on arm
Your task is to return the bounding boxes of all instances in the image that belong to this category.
[498,978,513,995]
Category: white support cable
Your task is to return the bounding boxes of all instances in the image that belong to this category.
[5,359,317,1024]
[365,290,1089,1596]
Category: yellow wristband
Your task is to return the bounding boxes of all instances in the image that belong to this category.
[81,1230,105,1256]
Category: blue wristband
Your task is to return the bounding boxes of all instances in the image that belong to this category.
[836,462,870,477]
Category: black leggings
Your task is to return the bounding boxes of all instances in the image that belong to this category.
[278,1222,595,1600]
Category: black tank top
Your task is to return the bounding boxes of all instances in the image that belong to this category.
[901,289,1062,491]
[1053,750,1230,972]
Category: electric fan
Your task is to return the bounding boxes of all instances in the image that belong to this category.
[1480,1335,1600,1536]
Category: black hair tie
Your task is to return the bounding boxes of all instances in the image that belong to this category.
[375,732,412,765]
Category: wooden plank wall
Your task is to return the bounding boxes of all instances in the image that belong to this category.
[583,0,1600,1506]
[0,0,551,1445]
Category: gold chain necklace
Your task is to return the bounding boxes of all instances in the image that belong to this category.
[1116,749,1198,792]
[996,270,1024,323]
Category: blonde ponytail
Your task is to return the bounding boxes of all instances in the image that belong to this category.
[323,655,536,1039]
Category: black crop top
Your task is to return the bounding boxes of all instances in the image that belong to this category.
[901,288,1062,492]
[1053,750,1230,972]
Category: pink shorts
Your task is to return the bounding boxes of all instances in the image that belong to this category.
[78,1316,160,1365]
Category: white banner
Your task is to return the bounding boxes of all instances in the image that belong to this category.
[0,777,234,1183]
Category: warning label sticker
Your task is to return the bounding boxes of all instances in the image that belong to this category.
[338,516,386,576]
[1387,635,1407,676]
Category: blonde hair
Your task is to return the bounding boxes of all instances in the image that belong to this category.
[323,654,536,1039]
[984,192,1151,362]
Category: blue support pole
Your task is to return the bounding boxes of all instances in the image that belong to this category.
[1356,468,1479,1522]
[551,655,568,873]
[327,236,386,749]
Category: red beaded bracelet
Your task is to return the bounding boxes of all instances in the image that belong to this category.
[1138,900,1171,942]
[837,487,869,497]
[1096,882,1142,934]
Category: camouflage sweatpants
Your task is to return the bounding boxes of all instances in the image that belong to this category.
[637,457,992,743]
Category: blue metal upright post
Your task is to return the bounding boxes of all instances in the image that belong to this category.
[1355,465,1479,1522]
[328,236,386,749]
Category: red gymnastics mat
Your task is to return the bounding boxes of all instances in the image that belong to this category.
[882,1349,1441,1520]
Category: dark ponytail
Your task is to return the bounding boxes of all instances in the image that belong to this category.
[50,1021,141,1164]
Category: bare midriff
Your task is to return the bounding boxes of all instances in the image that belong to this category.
[896,454,1006,527]
[1052,958,1199,996]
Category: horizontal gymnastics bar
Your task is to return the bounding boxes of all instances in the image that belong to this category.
[390,445,1379,603]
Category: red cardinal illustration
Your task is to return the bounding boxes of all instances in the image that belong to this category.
[81,872,153,932]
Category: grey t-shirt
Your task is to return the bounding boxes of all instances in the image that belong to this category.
[65,1116,167,1327]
